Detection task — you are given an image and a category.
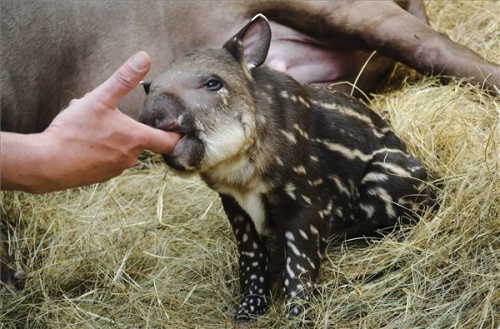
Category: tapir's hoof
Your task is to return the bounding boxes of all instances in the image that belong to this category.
[14,269,24,280]
[0,269,24,294]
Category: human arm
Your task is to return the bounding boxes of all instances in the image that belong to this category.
[0,51,180,194]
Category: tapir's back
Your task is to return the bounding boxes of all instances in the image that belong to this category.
[248,70,431,236]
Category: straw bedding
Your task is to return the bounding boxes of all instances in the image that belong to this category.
[1,1,498,328]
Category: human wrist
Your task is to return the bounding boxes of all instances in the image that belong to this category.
[0,131,58,193]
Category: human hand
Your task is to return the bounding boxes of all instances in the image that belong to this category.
[1,51,181,193]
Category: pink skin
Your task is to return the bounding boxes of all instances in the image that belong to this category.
[265,22,372,85]
[261,21,393,96]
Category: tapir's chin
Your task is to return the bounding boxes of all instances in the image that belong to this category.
[161,135,205,173]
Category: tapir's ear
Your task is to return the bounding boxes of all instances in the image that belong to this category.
[140,81,151,94]
[223,14,271,70]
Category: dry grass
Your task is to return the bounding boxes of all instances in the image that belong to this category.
[1,1,499,328]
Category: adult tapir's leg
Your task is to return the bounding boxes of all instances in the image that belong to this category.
[396,0,429,23]
[3,1,497,134]
[0,234,24,292]
[339,1,500,92]
[250,0,499,93]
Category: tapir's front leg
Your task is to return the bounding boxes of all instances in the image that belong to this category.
[220,195,270,322]
[279,209,323,320]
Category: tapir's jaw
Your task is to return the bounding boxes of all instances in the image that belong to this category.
[161,134,205,173]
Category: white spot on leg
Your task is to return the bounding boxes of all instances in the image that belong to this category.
[306,256,316,269]
[286,261,296,279]
[299,229,309,240]
[287,240,301,257]
[296,263,306,272]
[242,251,255,258]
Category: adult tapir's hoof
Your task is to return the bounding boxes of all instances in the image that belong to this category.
[0,269,24,294]
[1,236,24,293]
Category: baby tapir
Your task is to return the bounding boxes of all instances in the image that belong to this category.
[139,14,434,323]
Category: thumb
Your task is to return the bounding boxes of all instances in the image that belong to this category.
[87,51,151,109]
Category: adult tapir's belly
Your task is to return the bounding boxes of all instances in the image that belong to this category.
[266,22,377,89]
[1,1,387,133]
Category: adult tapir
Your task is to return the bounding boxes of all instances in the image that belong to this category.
[1,0,499,134]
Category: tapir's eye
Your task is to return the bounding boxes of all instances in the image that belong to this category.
[204,78,223,91]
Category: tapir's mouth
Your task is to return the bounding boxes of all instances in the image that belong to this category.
[157,123,190,136]
[138,101,205,172]
[161,133,205,173]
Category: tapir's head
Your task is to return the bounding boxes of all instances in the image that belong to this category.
[139,15,271,174]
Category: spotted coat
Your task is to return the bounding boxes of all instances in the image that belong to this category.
[139,15,435,323]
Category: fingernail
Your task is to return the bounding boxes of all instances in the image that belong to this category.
[129,51,150,71]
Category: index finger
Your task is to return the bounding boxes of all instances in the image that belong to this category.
[87,51,151,109]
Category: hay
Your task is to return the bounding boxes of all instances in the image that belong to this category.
[1,1,499,328]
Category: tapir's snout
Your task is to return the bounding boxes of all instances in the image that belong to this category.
[139,93,193,134]
[139,92,205,173]
[139,110,176,132]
